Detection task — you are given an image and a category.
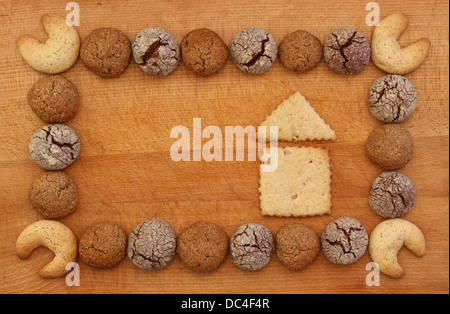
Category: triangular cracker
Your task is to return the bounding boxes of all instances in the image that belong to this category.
[260,91,336,142]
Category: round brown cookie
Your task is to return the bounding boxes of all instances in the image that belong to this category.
[323,27,371,74]
[127,219,177,270]
[369,171,416,218]
[275,223,320,271]
[229,223,275,271]
[321,217,368,265]
[368,74,417,123]
[278,30,322,72]
[181,28,229,76]
[80,28,131,78]
[29,171,78,219]
[229,27,278,74]
[365,124,414,170]
[78,221,127,269]
[177,221,228,272]
[27,75,79,123]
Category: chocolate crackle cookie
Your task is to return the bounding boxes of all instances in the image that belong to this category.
[181,28,229,76]
[321,217,368,265]
[229,27,278,74]
[368,74,417,123]
[127,219,177,270]
[29,124,81,171]
[29,171,78,219]
[278,30,322,72]
[132,28,180,76]
[177,221,228,272]
[229,223,275,271]
[369,171,416,218]
[78,221,128,269]
[80,27,131,78]
[323,27,371,74]
[27,75,79,123]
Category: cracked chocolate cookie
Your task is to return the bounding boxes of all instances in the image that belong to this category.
[177,221,228,272]
[278,30,322,72]
[368,74,417,123]
[229,223,275,271]
[78,221,128,269]
[320,217,368,265]
[365,124,414,170]
[229,27,278,74]
[323,27,371,74]
[275,223,320,271]
[29,124,81,171]
[29,171,78,219]
[27,75,79,123]
[181,28,229,76]
[132,28,180,76]
[80,27,131,78]
[127,219,177,270]
[369,171,416,218]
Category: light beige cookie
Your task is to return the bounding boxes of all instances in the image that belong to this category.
[259,146,332,217]
[260,91,336,142]
[17,14,80,74]
[16,220,78,278]
[369,218,426,279]
[371,13,431,75]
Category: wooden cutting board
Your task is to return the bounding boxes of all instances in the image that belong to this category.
[0,0,448,294]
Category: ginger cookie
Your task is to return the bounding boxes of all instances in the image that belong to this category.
[78,221,128,269]
[276,223,320,271]
[177,221,228,272]
[365,124,414,170]
[27,75,79,123]
[279,30,322,72]
[181,28,228,76]
[80,27,131,78]
[29,171,78,219]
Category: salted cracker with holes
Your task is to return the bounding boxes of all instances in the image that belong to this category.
[259,146,332,217]
[260,91,336,142]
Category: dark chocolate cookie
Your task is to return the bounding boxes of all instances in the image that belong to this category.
[181,28,229,76]
[132,28,180,76]
[320,217,368,265]
[229,27,278,74]
[368,74,417,123]
[80,27,131,78]
[29,124,81,171]
[323,27,371,74]
[127,219,177,270]
[369,171,416,218]
[229,223,275,271]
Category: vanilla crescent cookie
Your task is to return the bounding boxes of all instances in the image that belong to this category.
[369,219,426,278]
[17,14,80,74]
[371,13,431,74]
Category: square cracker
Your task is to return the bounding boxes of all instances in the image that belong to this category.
[259,146,332,217]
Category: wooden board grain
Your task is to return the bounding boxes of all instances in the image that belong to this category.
[0,0,448,294]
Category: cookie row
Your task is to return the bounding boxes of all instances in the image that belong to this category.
[77,218,370,273]
[17,13,430,77]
